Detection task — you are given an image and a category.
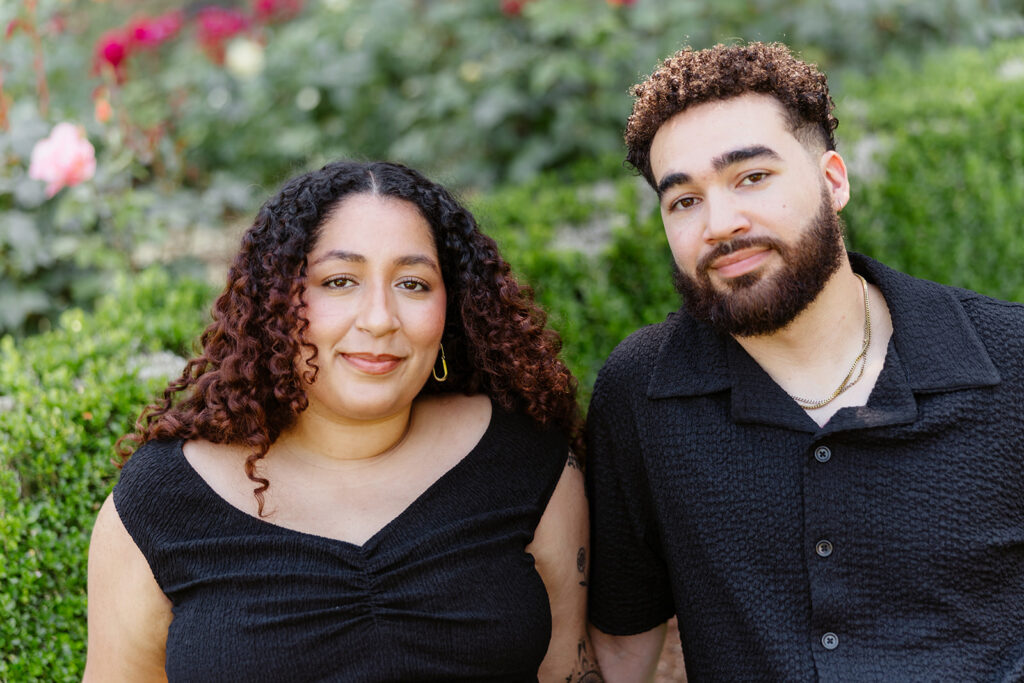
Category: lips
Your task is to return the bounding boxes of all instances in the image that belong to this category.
[341,353,403,375]
[708,246,772,279]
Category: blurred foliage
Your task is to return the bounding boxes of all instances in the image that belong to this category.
[3,0,1024,335]
[839,40,1024,303]
[473,174,675,395]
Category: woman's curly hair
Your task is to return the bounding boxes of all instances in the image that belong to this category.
[120,161,581,512]
[625,41,838,188]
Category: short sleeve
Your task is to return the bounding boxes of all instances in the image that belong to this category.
[112,439,191,591]
[585,355,675,635]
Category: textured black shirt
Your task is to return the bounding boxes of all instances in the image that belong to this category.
[587,254,1024,681]
[115,402,567,682]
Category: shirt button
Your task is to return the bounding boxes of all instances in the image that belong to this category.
[815,540,834,557]
[821,632,839,650]
[814,446,832,463]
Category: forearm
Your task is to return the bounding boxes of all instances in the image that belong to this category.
[589,622,668,683]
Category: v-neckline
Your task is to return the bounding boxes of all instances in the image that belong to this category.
[174,402,501,552]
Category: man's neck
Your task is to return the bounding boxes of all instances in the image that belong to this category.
[732,260,894,427]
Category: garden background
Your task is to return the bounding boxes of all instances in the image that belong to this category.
[3,0,1024,679]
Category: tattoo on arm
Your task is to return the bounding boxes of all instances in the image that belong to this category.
[566,452,583,471]
[577,547,587,587]
[565,638,604,682]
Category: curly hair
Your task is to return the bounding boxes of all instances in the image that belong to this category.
[120,161,581,513]
[625,41,838,188]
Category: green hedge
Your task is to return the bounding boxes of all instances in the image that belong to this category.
[4,38,1024,680]
[839,40,1024,302]
[0,270,213,680]
[472,172,676,394]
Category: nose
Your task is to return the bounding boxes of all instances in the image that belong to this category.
[703,192,751,244]
[354,283,399,337]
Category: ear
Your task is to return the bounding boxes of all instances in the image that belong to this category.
[819,150,850,212]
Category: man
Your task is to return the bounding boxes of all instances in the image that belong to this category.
[585,42,1024,681]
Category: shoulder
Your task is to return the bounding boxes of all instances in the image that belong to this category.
[590,311,687,415]
[893,264,1024,354]
[415,392,492,431]
[855,252,1024,332]
[598,312,684,383]
[954,289,1024,373]
[422,392,565,445]
[114,438,228,559]
[119,437,181,471]
[953,287,1024,332]
[115,438,185,501]
[860,253,1024,380]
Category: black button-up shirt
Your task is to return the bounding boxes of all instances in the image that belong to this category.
[587,254,1024,681]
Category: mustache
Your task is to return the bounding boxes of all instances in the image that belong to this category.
[696,236,786,275]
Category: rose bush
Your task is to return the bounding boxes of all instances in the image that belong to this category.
[2,0,1024,337]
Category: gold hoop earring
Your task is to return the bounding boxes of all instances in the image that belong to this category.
[432,343,448,382]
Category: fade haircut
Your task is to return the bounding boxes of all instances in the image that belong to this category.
[625,42,838,188]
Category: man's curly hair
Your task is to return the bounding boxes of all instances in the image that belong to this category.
[625,42,838,188]
[120,161,581,513]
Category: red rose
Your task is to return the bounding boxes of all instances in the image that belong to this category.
[94,29,131,80]
[501,0,525,16]
[252,0,305,24]
[128,11,183,49]
[196,6,250,63]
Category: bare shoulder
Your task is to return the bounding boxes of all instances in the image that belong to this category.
[415,392,491,423]
[180,439,257,510]
[181,438,251,470]
[85,494,172,681]
[413,393,492,450]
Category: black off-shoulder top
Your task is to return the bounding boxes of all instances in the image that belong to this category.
[113,403,567,682]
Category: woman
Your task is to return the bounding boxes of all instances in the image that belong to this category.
[85,161,600,681]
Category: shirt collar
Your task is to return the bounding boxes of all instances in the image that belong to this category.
[647,252,1001,401]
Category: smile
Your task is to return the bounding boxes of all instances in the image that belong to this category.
[709,247,772,279]
[341,353,403,375]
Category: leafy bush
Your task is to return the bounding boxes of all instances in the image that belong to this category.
[839,40,1024,302]
[0,269,214,680]
[472,172,675,394]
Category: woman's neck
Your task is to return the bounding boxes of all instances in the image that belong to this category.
[275,404,415,470]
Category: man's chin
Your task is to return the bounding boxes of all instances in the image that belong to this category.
[713,269,768,292]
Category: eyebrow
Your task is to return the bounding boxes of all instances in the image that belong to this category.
[310,249,440,272]
[656,145,782,197]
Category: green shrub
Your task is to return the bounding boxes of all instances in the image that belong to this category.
[839,40,1024,302]
[0,269,214,680]
[471,170,677,395]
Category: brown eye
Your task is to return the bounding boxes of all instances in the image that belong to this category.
[323,276,356,289]
[671,196,699,211]
[397,279,428,292]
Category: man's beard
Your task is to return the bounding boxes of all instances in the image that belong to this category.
[672,188,846,338]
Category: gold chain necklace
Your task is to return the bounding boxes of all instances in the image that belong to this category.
[788,274,871,410]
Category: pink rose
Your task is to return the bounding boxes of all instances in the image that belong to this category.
[94,28,131,80]
[252,0,305,24]
[128,11,183,49]
[196,6,251,63]
[500,0,527,16]
[28,123,97,198]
